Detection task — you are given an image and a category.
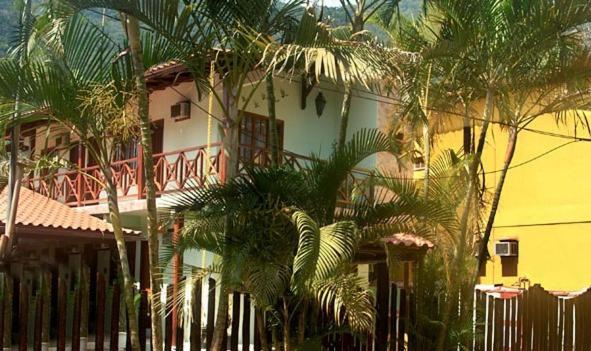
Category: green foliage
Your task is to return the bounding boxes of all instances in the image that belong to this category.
[162,128,457,346]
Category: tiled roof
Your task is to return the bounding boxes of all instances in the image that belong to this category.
[145,60,184,76]
[382,233,434,249]
[0,187,138,237]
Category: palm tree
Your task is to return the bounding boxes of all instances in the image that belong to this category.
[335,0,401,151]
[58,3,404,348]
[165,128,452,350]
[475,38,591,272]
[119,14,165,350]
[0,15,142,350]
[0,0,32,259]
[386,1,591,349]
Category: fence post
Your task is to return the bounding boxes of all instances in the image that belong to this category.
[564,298,573,351]
[0,276,3,351]
[72,285,81,351]
[397,288,406,351]
[486,295,493,351]
[253,309,261,351]
[408,292,417,350]
[18,281,28,351]
[388,284,398,351]
[190,279,202,351]
[375,262,389,351]
[230,293,241,351]
[57,277,67,351]
[139,241,150,351]
[109,283,120,351]
[95,273,106,351]
[206,278,216,350]
[80,266,90,351]
[242,294,251,351]
[42,271,51,351]
[0,273,10,351]
[165,285,173,351]
[33,291,42,351]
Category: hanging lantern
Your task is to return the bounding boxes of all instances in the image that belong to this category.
[315,91,327,117]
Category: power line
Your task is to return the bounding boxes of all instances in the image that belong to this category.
[166,73,589,179]
[275,73,591,142]
[85,5,591,143]
[375,139,582,181]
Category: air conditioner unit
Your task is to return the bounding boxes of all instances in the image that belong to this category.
[171,101,191,121]
[20,135,33,151]
[495,241,518,257]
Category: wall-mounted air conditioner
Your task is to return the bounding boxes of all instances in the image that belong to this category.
[495,240,518,257]
[20,135,33,151]
[171,101,191,121]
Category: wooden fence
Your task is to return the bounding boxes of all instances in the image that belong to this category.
[474,284,591,351]
[0,267,418,350]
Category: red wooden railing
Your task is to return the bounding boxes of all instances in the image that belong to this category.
[22,143,372,206]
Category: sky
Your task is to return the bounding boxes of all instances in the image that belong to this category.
[320,0,342,7]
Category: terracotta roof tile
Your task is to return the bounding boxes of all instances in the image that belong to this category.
[0,187,138,237]
[382,233,434,249]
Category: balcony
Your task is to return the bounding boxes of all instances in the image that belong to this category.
[22,143,370,207]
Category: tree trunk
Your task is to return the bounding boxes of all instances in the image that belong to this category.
[337,82,353,152]
[0,167,22,259]
[422,123,430,197]
[435,89,494,351]
[209,83,240,351]
[104,174,141,351]
[282,299,290,351]
[2,273,12,351]
[266,73,280,166]
[272,326,281,351]
[256,310,270,351]
[123,15,164,351]
[210,280,229,351]
[221,83,240,181]
[2,0,31,260]
[476,125,518,272]
[297,301,306,345]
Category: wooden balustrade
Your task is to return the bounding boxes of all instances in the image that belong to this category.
[22,143,370,207]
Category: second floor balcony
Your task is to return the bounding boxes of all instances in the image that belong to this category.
[22,143,370,208]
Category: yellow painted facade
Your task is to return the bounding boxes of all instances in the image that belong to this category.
[428,114,591,292]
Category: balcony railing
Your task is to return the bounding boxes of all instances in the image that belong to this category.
[22,143,372,207]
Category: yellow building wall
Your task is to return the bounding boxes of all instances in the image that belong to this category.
[430,114,591,292]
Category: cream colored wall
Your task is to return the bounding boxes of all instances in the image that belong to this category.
[148,77,378,163]
[430,113,591,291]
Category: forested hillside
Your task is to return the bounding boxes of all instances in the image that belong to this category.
[0,0,422,56]
[0,0,18,55]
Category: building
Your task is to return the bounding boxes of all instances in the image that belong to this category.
[421,110,591,292]
[10,62,430,349]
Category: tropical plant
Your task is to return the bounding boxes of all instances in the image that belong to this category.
[384,1,591,349]
[0,14,143,350]
[0,0,32,260]
[58,2,410,349]
[334,0,402,152]
[119,13,166,349]
[163,128,452,350]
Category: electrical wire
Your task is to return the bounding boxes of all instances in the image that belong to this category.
[86,1,591,142]
[374,139,582,181]
[274,72,591,142]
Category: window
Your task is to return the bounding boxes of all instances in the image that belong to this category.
[412,154,425,170]
[239,112,284,163]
